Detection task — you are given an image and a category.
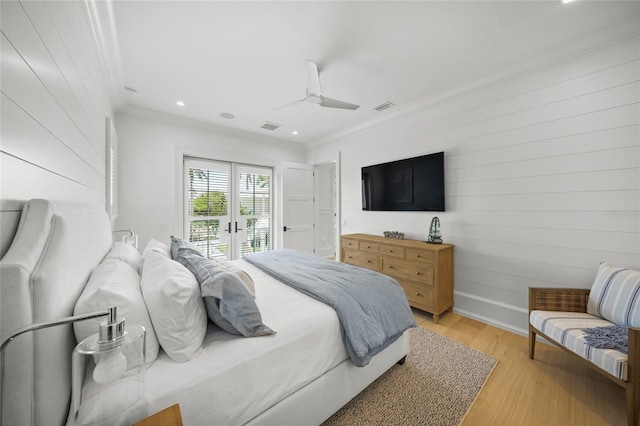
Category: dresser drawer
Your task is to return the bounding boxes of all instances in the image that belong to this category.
[381,257,433,286]
[398,279,433,308]
[343,249,378,270]
[342,238,359,250]
[379,244,405,258]
[406,248,436,264]
[359,241,379,253]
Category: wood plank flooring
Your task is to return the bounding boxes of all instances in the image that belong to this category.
[413,309,625,426]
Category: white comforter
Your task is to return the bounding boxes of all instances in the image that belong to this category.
[69,261,347,426]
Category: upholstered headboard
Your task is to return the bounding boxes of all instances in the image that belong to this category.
[0,200,112,425]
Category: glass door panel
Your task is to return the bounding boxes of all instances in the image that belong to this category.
[184,159,231,260]
[236,165,272,259]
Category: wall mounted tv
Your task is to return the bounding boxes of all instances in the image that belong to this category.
[362,151,445,212]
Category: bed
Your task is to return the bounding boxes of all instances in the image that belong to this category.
[0,199,412,425]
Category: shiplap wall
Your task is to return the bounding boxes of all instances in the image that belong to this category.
[308,35,640,334]
[0,0,115,256]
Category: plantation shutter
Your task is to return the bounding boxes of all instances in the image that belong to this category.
[237,165,272,258]
[184,158,231,259]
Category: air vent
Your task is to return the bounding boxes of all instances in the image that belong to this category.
[373,101,395,112]
[260,121,282,131]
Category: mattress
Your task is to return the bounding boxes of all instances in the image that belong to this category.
[68,261,348,425]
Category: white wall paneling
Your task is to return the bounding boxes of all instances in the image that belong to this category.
[0,0,118,257]
[115,107,306,250]
[308,32,640,335]
[2,94,104,191]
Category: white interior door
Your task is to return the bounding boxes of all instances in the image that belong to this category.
[314,162,336,258]
[282,162,313,253]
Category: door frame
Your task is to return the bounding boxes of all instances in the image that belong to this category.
[312,152,341,259]
[182,157,273,260]
[177,147,279,254]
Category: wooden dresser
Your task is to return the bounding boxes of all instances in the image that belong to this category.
[340,233,454,323]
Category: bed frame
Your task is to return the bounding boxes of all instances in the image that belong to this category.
[0,199,407,425]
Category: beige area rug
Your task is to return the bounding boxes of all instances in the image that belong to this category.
[323,327,497,426]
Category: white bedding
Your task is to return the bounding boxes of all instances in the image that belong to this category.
[69,261,348,425]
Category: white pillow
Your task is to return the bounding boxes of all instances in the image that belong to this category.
[74,259,159,365]
[140,251,207,362]
[104,242,142,272]
[587,262,640,327]
[142,238,171,258]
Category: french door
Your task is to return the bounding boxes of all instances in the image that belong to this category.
[184,157,272,260]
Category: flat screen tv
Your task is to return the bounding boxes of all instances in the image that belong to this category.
[362,151,445,212]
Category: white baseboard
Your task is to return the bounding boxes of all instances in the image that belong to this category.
[452,307,528,337]
[453,290,529,336]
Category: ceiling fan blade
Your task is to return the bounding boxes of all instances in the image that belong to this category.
[275,98,306,110]
[306,60,322,97]
[318,96,360,110]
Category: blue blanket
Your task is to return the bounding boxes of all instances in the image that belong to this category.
[582,324,628,354]
[244,249,416,367]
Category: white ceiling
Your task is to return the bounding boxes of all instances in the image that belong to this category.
[112,1,640,144]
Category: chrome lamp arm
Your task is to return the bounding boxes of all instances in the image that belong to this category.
[0,307,113,354]
[0,307,115,426]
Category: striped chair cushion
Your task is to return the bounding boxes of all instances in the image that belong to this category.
[587,262,640,327]
[530,310,628,380]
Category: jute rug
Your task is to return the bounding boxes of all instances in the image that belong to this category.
[322,327,497,426]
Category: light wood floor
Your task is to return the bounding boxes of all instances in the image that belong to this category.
[413,309,626,426]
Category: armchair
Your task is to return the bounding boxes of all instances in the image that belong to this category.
[529,278,639,426]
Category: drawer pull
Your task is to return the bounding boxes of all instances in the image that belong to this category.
[417,254,422,258]
[366,245,371,248]
[348,256,353,259]
[367,260,372,263]
[389,250,394,253]
[416,292,422,297]
[416,272,421,275]
[388,265,394,269]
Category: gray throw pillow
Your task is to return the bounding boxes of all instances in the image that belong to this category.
[200,271,274,336]
[170,237,275,337]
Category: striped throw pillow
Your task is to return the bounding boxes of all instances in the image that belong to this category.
[587,262,640,327]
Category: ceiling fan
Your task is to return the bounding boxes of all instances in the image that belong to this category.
[279,60,360,111]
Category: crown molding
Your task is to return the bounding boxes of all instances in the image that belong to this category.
[83,0,126,115]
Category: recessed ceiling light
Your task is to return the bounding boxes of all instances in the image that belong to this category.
[220,112,235,119]
[292,131,298,135]
[124,86,138,94]
[176,101,185,106]
[561,0,575,3]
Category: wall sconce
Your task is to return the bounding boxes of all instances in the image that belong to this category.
[1,306,146,425]
[113,229,138,249]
